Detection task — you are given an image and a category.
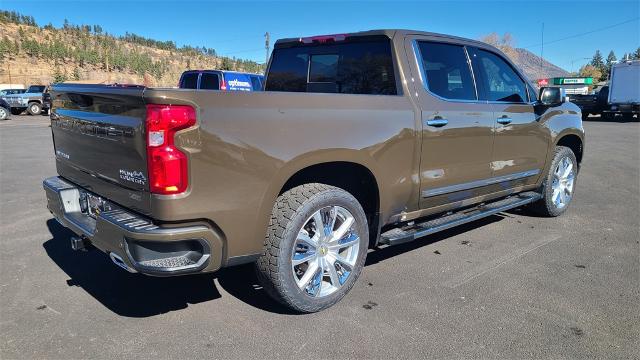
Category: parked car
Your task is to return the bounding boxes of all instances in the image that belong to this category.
[0,88,27,99]
[0,98,10,120]
[178,70,264,91]
[604,60,640,121]
[568,85,610,120]
[44,29,584,312]
[4,85,49,115]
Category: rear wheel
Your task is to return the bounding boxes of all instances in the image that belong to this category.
[528,146,578,217]
[0,107,8,120]
[27,102,42,115]
[256,183,368,313]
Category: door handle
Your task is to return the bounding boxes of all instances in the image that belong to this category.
[426,118,448,127]
[497,116,512,124]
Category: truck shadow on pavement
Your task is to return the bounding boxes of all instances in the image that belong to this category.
[44,215,504,316]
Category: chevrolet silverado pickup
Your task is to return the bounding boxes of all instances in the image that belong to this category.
[44,30,584,312]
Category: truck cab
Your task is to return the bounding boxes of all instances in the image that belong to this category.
[178,70,264,91]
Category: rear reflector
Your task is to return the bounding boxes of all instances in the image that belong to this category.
[146,104,196,195]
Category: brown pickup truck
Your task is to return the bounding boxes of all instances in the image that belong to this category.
[43,29,584,312]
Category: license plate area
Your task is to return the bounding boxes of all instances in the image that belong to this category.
[79,191,112,218]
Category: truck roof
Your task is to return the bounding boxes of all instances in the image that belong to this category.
[275,29,492,49]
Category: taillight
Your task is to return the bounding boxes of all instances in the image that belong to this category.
[145,104,196,195]
[220,78,227,91]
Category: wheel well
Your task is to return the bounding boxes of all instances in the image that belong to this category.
[557,135,583,165]
[280,162,380,247]
[28,100,42,104]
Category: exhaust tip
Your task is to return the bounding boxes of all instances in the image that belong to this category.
[109,252,137,273]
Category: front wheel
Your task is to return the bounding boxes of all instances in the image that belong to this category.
[0,107,9,120]
[27,102,42,115]
[256,183,369,313]
[528,146,578,217]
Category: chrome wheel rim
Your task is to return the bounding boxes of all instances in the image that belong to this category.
[0,108,6,119]
[291,206,360,298]
[551,156,575,209]
[30,104,39,113]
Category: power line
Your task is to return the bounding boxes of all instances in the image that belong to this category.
[522,17,639,50]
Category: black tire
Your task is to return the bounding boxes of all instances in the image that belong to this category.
[10,108,24,116]
[0,107,9,120]
[27,102,42,115]
[255,183,369,313]
[527,146,578,217]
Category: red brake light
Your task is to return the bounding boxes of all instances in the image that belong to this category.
[299,34,347,44]
[220,78,227,91]
[146,104,196,194]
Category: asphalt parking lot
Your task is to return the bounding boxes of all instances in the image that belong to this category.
[1,114,638,359]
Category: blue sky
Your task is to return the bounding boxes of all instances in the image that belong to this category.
[3,0,639,70]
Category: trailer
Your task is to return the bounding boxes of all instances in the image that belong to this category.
[605,60,640,121]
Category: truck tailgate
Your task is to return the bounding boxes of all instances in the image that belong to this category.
[50,84,151,215]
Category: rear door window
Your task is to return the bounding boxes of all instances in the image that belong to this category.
[180,72,199,89]
[200,73,220,90]
[250,76,263,91]
[416,41,476,101]
[471,49,528,103]
[266,38,397,95]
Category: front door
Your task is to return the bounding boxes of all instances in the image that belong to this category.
[469,48,549,187]
[409,39,496,210]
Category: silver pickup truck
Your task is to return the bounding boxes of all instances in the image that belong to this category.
[5,85,49,115]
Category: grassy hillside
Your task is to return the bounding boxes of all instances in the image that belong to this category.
[0,10,264,87]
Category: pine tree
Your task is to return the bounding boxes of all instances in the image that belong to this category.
[633,47,640,60]
[52,67,67,83]
[605,51,617,79]
[72,66,81,81]
[590,50,605,74]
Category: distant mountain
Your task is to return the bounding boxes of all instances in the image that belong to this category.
[512,48,569,81]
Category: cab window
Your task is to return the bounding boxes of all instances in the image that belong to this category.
[416,41,477,101]
[472,49,528,103]
[200,73,220,90]
[180,72,199,89]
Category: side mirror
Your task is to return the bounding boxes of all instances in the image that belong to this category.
[539,87,566,105]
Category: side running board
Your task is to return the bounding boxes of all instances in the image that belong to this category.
[379,191,542,246]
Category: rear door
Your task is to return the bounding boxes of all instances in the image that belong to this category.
[408,39,496,209]
[469,47,548,186]
[222,72,253,92]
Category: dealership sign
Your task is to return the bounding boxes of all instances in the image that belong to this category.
[553,77,594,85]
